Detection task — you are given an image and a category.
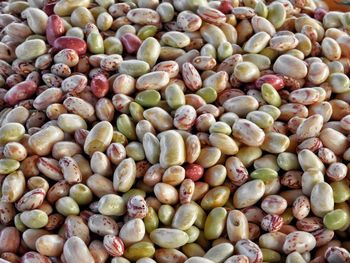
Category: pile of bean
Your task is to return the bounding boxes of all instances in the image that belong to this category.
[0,0,350,262]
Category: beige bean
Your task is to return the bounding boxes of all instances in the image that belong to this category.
[233,180,265,208]
[28,126,64,156]
[273,55,307,79]
[310,182,334,217]
[232,119,265,147]
[63,236,95,263]
[35,234,64,257]
[227,210,249,243]
[113,158,136,193]
[159,130,185,168]
[283,231,316,254]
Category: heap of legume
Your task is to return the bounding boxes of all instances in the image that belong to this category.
[0,0,350,262]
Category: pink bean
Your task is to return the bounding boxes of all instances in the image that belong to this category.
[46,15,65,46]
[4,80,37,106]
[91,73,109,98]
[120,33,142,54]
[53,37,87,56]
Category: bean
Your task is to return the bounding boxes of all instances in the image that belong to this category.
[154,183,179,205]
[119,218,145,245]
[4,81,37,106]
[21,251,51,263]
[35,234,64,257]
[56,35,87,54]
[54,49,80,68]
[235,239,263,263]
[89,240,110,263]
[98,194,126,217]
[16,188,46,212]
[0,227,20,254]
[201,186,230,210]
[113,158,136,193]
[28,126,64,156]
[84,121,113,155]
[63,236,94,263]
[15,39,47,61]
[283,231,316,254]
[20,210,48,229]
[204,243,234,263]
[232,119,265,147]
[310,182,334,217]
[55,197,80,216]
[150,228,189,249]
[123,242,155,261]
[159,131,185,168]
[119,60,150,78]
[0,1,347,262]
[46,15,65,46]
[323,209,348,230]
[171,203,197,230]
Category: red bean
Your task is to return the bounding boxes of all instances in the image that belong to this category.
[91,74,109,98]
[4,81,37,106]
[43,1,57,16]
[53,37,87,56]
[218,0,234,14]
[314,8,328,21]
[185,164,204,181]
[255,74,285,90]
[46,15,65,46]
[120,33,142,54]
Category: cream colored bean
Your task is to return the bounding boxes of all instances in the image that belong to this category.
[28,126,64,156]
[63,236,95,263]
[227,210,249,243]
[310,182,334,217]
[283,231,316,254]
[233,180,265,208]
[35,234,64,257]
